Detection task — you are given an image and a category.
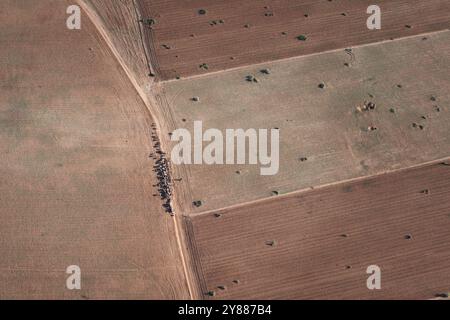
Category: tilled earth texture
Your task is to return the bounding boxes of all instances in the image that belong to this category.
[1,0,450,300]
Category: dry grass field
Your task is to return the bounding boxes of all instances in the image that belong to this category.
[0,0,189,299]
[186,161,450,299]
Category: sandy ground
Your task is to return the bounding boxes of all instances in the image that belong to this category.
[138,0,450,80]
[0,0,190,299]
[77,0,155,95]
[159,31,450,214]
[187,161,450,299]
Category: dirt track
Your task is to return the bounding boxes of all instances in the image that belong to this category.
[138,0,450,80]
[186,161,450,299]
[0,0,189,299]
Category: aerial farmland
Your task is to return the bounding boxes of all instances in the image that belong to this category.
[1,0,450,301]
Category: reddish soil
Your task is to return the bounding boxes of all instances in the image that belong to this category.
[138,0,450,80]
[0,0,190,299]
[3,0,450,300]
[186,161,450,299]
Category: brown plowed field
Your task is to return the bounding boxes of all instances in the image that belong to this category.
[186,161,450,299]
[0,0,189,299]
[138,0,450,80]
